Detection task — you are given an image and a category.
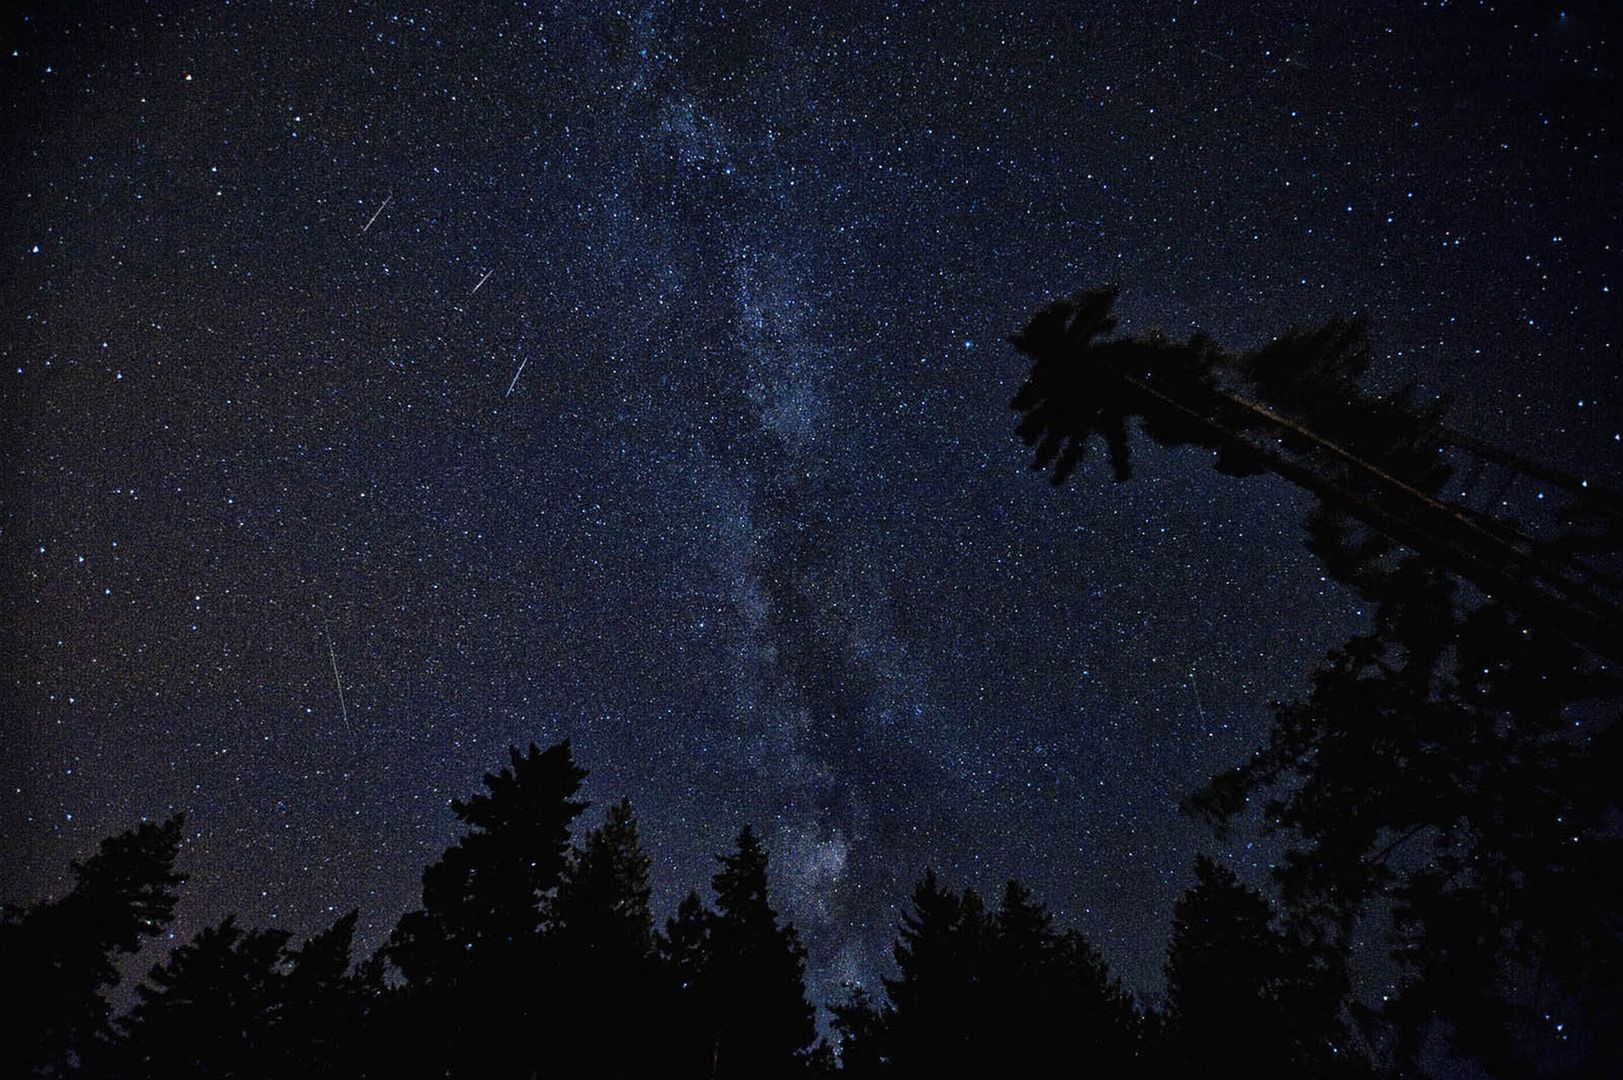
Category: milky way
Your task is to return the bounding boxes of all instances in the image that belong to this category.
[4,2,1618,1014]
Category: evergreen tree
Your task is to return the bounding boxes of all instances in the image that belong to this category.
[549,797,663,1077]
[705,825,816,1078]
[984,880,1050,1060]
[553,798,654,965]
[1048,927,1141,1073]
[988,882,1138,1075]
[384,740,588,1078]
[881,870,991,1075]
[116,915,292,1079]
[1163,857,1359,1078]
[660,888,719,1076]
[113,909,365,1079]
[0,815,185,1077]
[1011,286,1623,1073]
[1190,567,1622,1073]
[829,984,893,1077]
[871,872,1138,1078]
[281,909,364,1076]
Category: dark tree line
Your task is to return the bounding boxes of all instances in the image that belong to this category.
[5,739,1367,1078]
[8,287,1616,1076]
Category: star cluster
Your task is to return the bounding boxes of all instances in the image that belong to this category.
[3,2,1618,1013]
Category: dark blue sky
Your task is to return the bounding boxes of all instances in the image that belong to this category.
[4,1,1618,1012]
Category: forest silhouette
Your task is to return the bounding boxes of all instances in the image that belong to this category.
[5,289,1617,1077]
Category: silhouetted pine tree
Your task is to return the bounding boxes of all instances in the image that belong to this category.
[548,797,664,1077]
[1164,857,1362,1079]
[986,883,1142,1071]
[347,946,415,1080]
[384,740,588,1078]
[984,880,1058,1067]
[705,825,816,1078]
[1036,926,1140,1072]
[829,984,893,1076]
[881,871,991,1074]
[660,888,719,1076]
[116,915,291,1078]
[554,798,654,965]
[1008,287,1621,661]
[1186,560,1623,1073]
[281,909,365,1076]
[861,872,1139,1078]
[0,815,185,1077]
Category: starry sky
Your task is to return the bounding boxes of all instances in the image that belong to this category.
[4,1,1619,1014]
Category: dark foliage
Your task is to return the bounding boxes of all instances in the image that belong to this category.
[1163,857,1364,1078]
[0,815,185,1077]
[382,740,588,1078]
[694,825,818,1078]
[1013,286,1622,1076]
[836,870,1139,1077]
[14,277,1620,1075]
[549,797,664,1077]
[11,742,1428,1078]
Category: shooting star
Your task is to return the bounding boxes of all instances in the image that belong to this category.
[1188,660,1208,730]
[361,193,392,234]
[470,269,494,296]
[505,357,528,398]
[325,626,352,733]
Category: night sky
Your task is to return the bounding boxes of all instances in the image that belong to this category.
[4,2,1619,1015]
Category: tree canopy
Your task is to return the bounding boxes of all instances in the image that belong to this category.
[1010,286,1623,1075]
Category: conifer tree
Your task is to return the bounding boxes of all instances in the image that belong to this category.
[1010,286,1622,1073]
[705,825,816,1078]
[989,881,1139,1074]
[871,871,1138,1077]
[116,915,292,1079]
[881,870,991,1074]
[0,815,185,1077]
[1164,857,1358,1078]
[553,797,654,963]
[550,797,662,1076]
[113,909,365,1078]
[281,909,364,1075]
[660,888,719,1075]
[385,740,588,1078]
[829,984,893,1077]
[1048,927,1141,1072]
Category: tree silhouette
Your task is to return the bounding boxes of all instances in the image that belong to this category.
[45,725,1611,1074]
[660,887,720,1076]
[829,984,894,1076]
[117,915,291,1078]
[281,909,366,1076]
[1181,545,1623,1072]
[385,740,588,1078]
[1008,287,1623,664]
[704,825,817,1078]
[847,871,1139,1077]
[0,815,185,1077]
[1009,287,1622,1075]
[1163,857,1361,1078]
[987,880,1140,1074]
[114,909,365,1078]
[554,798,655,964]
[880,869,989,1074]
[549,797,664,1077]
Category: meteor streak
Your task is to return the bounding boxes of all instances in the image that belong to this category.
[506,357,528,398]
[361,193,392,233]
[325,626,351,732]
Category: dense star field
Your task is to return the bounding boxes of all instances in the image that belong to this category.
[3,2,1618,1013]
